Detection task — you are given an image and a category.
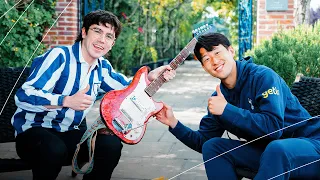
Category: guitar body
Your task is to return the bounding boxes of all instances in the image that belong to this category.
[100,24,212,145]
[100,66,163,144]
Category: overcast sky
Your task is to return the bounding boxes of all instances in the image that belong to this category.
[310,0,320,10]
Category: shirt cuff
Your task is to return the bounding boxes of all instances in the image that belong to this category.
[57,95,65,106]
[221,103,238,125]
[169,120,189,139]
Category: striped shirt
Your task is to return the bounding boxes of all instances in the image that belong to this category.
[12,42,131,135]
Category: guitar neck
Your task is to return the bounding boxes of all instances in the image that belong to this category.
[145,38,198,97]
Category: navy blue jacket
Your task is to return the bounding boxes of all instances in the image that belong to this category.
[170,57,320,153]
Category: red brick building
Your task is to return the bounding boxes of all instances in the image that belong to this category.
[43,0,80,48]
[45,0,297,47]
[256,0,295,44]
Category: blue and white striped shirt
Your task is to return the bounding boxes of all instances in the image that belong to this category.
[12,42,131,135]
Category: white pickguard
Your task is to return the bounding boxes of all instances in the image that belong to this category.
[117,75,156,140]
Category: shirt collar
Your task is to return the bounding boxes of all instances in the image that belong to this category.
[72,41,81,63]
[73,41,99,69]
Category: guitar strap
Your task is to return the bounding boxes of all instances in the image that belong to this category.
[72,118,106,174]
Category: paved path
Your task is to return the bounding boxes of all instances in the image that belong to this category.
[0,60,220,180]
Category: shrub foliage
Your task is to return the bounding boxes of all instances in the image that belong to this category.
[0,0,56,67]
[246,22,320,85]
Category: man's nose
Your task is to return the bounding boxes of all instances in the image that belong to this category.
[210,56,219,64]
[98,35,106,43]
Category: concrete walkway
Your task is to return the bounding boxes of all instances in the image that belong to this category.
[0,60,220,180]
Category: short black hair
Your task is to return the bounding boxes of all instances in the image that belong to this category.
[194,33,231,64]
[75,10,122,42]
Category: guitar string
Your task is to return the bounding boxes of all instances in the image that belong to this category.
[167,115,320,180]
[121,117,155,132]
[145,39,196,96]
[0,0,35,46]
[145,27,205,96]
[131,40,199,134]
[0,0,74,116]
[131,41,198,132]
[0,0,23,19]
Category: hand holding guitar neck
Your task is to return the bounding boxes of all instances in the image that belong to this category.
[147,65,176,82]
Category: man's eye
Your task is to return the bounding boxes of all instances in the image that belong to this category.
[94,28,102,34]
[106,34,114,40]
[215,51,220,55]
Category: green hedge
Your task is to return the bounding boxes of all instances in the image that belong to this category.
[246,22,320,86]
[0,0,56,67]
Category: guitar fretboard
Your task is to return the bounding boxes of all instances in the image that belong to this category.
[145,38,197,97]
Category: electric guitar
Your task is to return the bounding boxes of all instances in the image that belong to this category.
[100,24,212,144]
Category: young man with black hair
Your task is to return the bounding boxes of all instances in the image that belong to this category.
[12,10,175,180]
[155,32,320,180]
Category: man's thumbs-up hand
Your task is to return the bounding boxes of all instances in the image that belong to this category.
[80,84,90,94]
[208,84,227,115]
[63,84,93,111]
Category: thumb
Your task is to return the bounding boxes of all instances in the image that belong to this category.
[158,65,171,72]
[216,84,224,97]
[164,65,172,71]
[80,84,90,93]
[162,103,171,110]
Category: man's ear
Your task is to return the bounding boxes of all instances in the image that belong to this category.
[228,46,235,57]
[81,27,87,39]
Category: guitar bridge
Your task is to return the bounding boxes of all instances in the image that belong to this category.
[113,112,133,133]
[112,119,125,132]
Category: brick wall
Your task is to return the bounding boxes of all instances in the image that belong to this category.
[256,0,295,44]
[43,0,80,49]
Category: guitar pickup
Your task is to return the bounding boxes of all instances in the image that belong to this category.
[130,95,146,112]
[120,108,134,123]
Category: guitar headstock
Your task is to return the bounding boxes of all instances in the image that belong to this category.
[192,24,214,39]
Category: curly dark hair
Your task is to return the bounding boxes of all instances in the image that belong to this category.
[75,10,122,42]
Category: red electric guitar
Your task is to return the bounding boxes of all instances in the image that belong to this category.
[100,24,212,144]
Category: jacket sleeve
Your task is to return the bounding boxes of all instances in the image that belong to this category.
[15,48,66,112]
[100,59,132,92]
[220,71,287,139]
[169,113,224,153]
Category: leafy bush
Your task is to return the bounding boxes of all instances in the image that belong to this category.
[0,0,56,67]
[246,22,320,86]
